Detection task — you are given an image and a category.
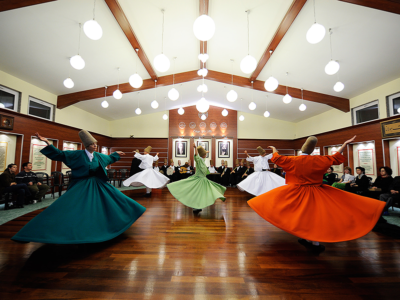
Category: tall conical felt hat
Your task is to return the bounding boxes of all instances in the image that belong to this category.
[170,159,174,164]
[156,160,160,164]
[210,160,214,165]
[241,159,245,164]
[225,161,228,167]
[188,160,191,164]
[235,159,239,164]
[221,160,225,164]
[78,130,97,148]
[144,146,152,153]
[197,146,206,157]
[301,136,318,154]
[164,158,168,163]
[257,146,266,155]
[246,160,250,166]
[135,149,139,153]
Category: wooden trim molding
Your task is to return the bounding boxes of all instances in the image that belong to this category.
[250,0,307,81]
[57,70,349,112]
[0,0,55,12]
[104,0,158,80]
[339,0,400,15]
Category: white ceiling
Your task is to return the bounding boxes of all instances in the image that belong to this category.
[1,0,400,122]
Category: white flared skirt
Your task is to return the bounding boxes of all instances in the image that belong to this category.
[237,171,286,196]
[123,168,170,189]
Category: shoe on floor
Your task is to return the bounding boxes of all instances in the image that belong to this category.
[310,244,325,253]
[383,211,390,216]
[298,238,311,247]
[193,209,202,213]
[144,193,152,198]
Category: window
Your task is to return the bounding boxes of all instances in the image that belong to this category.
[0,85,20,112]
[386,91,400,117]
[352,100,379,125]
[28,96,54,121]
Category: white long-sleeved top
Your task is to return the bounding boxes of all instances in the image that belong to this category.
[246,154,273,172]
[154,166,159,172]
[208,166,217,173]
[134,153,159,169]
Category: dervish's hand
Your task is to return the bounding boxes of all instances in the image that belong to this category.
[116,151,125,156]
[344,135,356,145]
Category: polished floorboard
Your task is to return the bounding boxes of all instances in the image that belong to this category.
[0,187,399,299]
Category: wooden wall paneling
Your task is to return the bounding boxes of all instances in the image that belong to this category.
[382,139,391,167]
[0,0,55,12]
[15,134,23,171]
[339,0,400,15]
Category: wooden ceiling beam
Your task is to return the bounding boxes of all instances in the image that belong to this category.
[0,0,56,12]
[249,0,307,81]
[199,0,209,69]
[57,70,349,112]
[104,0,157,80]
[338,0,400,15]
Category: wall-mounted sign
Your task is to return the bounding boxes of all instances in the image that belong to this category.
[358,149,374,175]
[381,118,400,138]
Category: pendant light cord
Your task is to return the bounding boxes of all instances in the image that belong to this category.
[104,86,107,98]
[246,11,250,55]
[117,67,120,90]
[231,59,234,85]
[93,0,97,20]
[78,23,82,55]
[313,0,316,23]
[173,57,176,86]
[138,92,140,108]
[301,88,304,104]
[155,80,157,99]
[161,10,165,54]
[251,81,254,102]
[266,95,268,110]
[329,28,333,60]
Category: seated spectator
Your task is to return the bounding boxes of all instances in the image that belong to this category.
[270,164,281,176]
[323,167,336,185]
[368,167,394,200]
[345,167,369,193]
[379,175,400,216]
[16,162,49,203]
[332,166,355,190]
[0,163,31,208]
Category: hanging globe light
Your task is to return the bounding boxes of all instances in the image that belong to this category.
[196,97,209,113]
[193,15,216,41]
[154,54,170,73]
[306,23,326,44]
[226,90,238,102]
[0,103,5,109]
[151,100,159,109]
[70,55,85,70]
[198,53,209,63]
[333,81,344,92]
[397,108,400,114]
[240,55,257,74]
[249,102,256,110]
[129,73,143,88]
[264,76,279,92]
[168,88,179,101]
[197,84,208,93]
[101,100,109,108]
[325,60,340,75]
[201,114,207,120]
[63,78,74,89]
[299,103,307,111]
[239,114,245,121]
[264,111,270,118]
[178,107,185,115]
[163,113,168,120]
[113,89,122,100]
[83,20,103,40]
[222,109,228,117]
[283,94,292,104]
[197,68,208,77]
[135,107,142,115]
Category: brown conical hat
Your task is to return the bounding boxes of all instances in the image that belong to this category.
[144,146,152,153]
[210,160,214,165]
[78,130,97,148]
[301,136,318,154]
[221,160,225,164]
[184,162,189,167]
[188,160,191,164]
[197,146,206,157]
[225,161,228,167]
[170,159,174,164]
[156,160,160,164]
[246,160,250,166]
[164,158,168,163]
[135,149,139,153]
[257,146,266,155]
[235,159,239,165]
[241,159,245,164]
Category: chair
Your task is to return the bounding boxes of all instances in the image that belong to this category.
[333,173,339,182]
[50,171,65,198]
[118,169,129,187]
[107,169,117,186]
[64,171,72,188]
[0,192,14,210]
[35,172,51,200]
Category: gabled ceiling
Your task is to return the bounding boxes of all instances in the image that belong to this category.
[1,0,400,122]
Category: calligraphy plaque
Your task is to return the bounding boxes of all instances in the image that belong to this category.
[381,118,400,138]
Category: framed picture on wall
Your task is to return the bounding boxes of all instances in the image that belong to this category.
[196,141,209,158]
[218,141,230,158]
[175,140,187,158]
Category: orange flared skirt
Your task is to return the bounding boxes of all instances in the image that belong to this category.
[247,184,385,242]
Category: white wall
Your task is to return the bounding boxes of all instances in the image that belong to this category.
[0,134,16,172]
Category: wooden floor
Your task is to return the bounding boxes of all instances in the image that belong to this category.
[0,188,400,300]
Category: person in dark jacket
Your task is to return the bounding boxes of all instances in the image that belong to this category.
[379,175,400,215]
[323,167,336,185]
[270,164,281,176]
[129,149,143,176]
[16,162,49,202]
[160,159,168,175]
[0,164,31,208]
[219,161,231,186]
[236,159,248,185]
[345,167,369,193]
[368,166,393,199]
[241,161,254,180]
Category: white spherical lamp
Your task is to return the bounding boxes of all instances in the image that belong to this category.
[306,23,326,44]
[168,88,179,101]
[240,55,257,74]
[197,85,203,92]
[113,89,122,100]
[63,78,74,89]
[196,97,209,113]
[83,19,103,40]
[129,73,143,88]
[154,54,170,72]
[163,113,168,120]
[299,103,307,111]
[0,103,5,108]
[325,60,340,75]
[101,100,109,108]
[151,100,159,109]
[264,76,279,92]
[264,111,270,118]
[249,102,256,111]
[397,108,400,114]
[333,81,344,92]
[239,114,245,121]
[178,107,185,115]
[198,53,209,63]
[283,94,292,104]
[222,109,228,117]
[70,55,85,70]
[226,90,238,102]
[201,114,207,120]
[202,84,208,93]
[193,15,215,41]
[135,107,142,115]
